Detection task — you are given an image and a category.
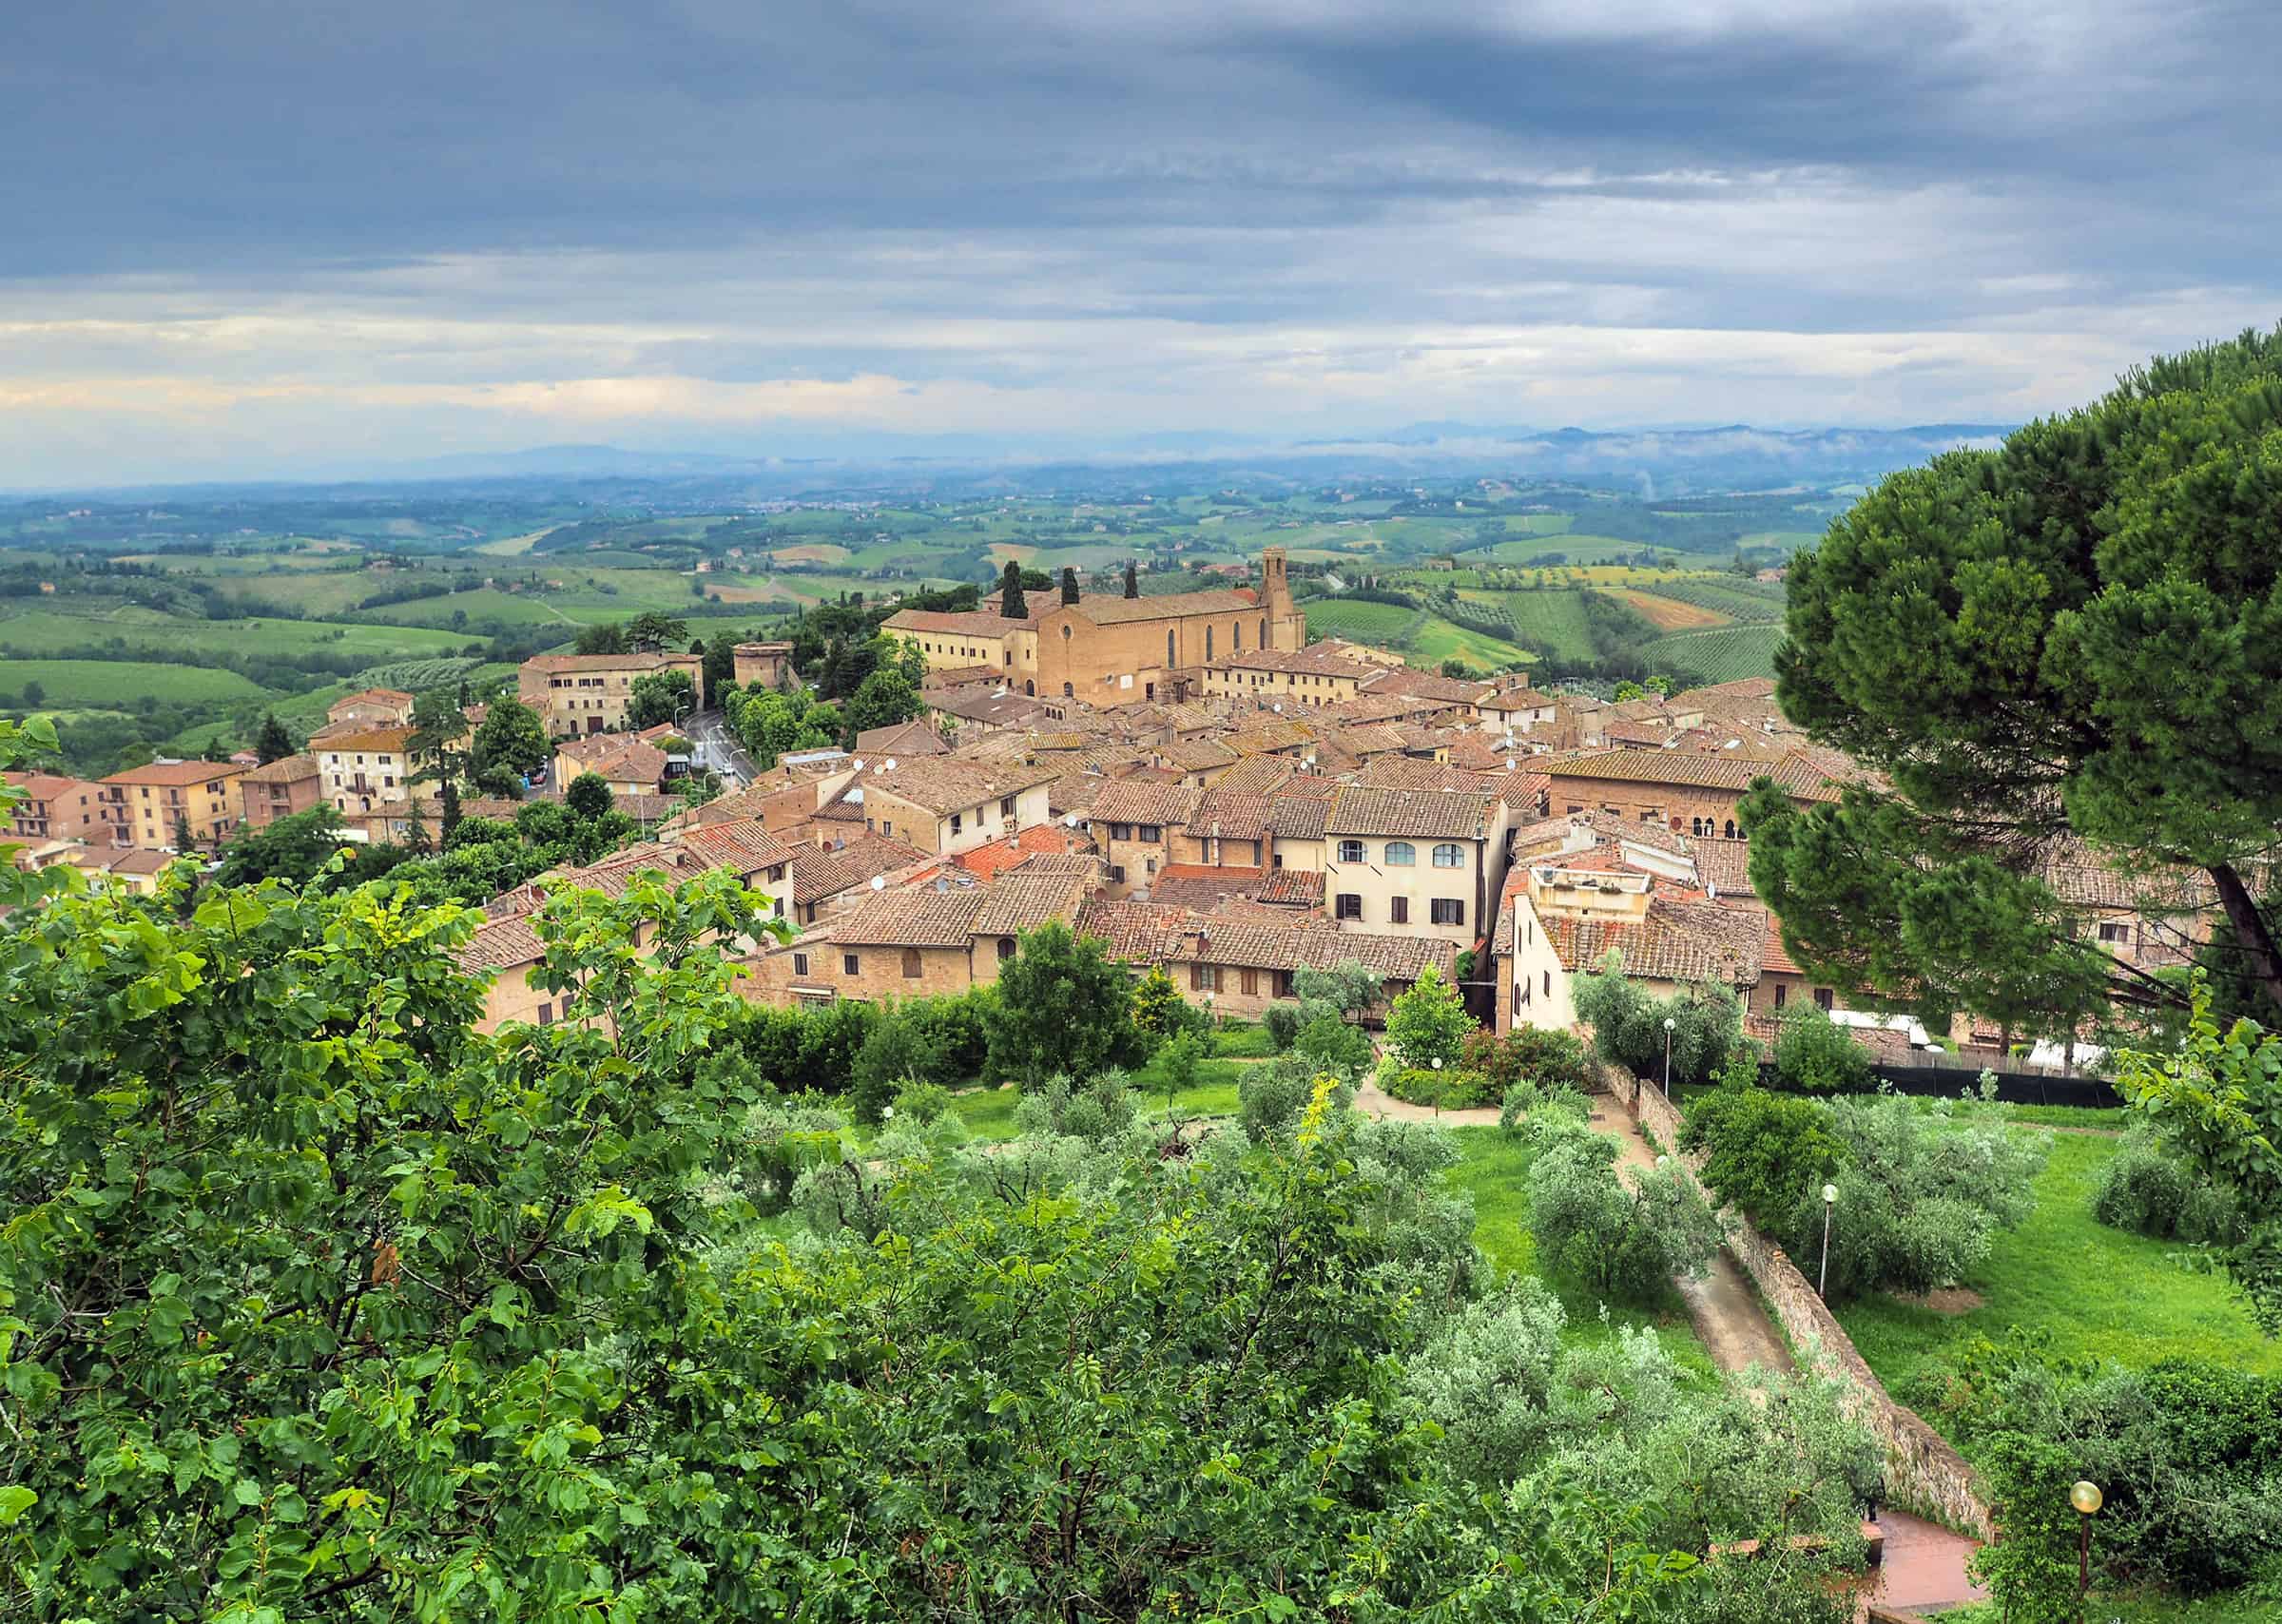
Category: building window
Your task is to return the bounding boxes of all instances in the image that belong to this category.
[1814,987,1834,1012]
[843,953,861,976]
[997,936,1015,961]
[1259,617,1267,648]
[1390,896,1409,924]
[1138,823,1161,842]
[1542,970,1551,996]
[1167,629,1176,666]
[537,1002,553,1025]
[1063,683,1073,698]
[1725,820,1738,839]
[2097,921,2129,942]
[1335,893,1363,920]
[999,796,1015,817]
[1337,839,1365,863]
[1383,841,1415,866]
[1431,899,1464,926]
[901,948,922,978]
[1232,621,1242,652]
[1772,981,1786,1010]
[950,814,962,835]
[1110,863,1127,883]
[794,952,810,976]
[1206,626,1213,661]
[1273,969,1295,997]
[1240,966,1258,996]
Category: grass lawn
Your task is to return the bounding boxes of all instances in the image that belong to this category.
[1936,1589,2280,1623]
[1211,1021,1276,1058]
[1834,1132,2282,1396]
[1446,1126,1716,1381]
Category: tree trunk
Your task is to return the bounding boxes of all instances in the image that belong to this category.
[2210,862,2282,1020]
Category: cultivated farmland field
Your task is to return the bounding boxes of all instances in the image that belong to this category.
[0,605,472,662]
[1302,598,1417,642]
[0,659,273,708]
[1609,588,1730,630]
[1640,623,1785,683]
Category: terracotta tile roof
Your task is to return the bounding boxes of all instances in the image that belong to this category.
[1147,864,1267,909]
[926,688,1052,727]
[1209,646,1377,678]
[1691,837,1756,898]
[1357,756,1496,794]
[789,832,936,905]
[1223,720,1320,756]
[1666,676,1779,709]
[883,607,1041,635]
[1209,754,1300,796]
[564,741,667,784]
[1075,899,1192,961]
[970,870,1090,936]
[1188,787,1274,842]
[1180,917,1458,980]
[833,885,985,947]
[522,651,697,673]
[1279,773,1342,800]
[103,760,247,786]
[238,753,319,784]
[1543,898,1764,987]
[853,718,950,757]
[458,914,545,972]
[1541,748,1842,800]
[675,820,805,872]
[1253,866,1325,907]
[1480,687,1556,712]
[1325,785,1499,841]
[1268,795,1331,841]
[6,771,91,798]
[1059,588,1257,626]
[1357,667,1493,705]
[1160,737,1241,772]
[316,727,416,755]
[1578,809,1694,858]
[333,686,415,706]
[862,757,1058,814]
[1088,779,1201,827]
[955,823,1093,880]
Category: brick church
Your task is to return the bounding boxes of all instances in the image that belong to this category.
[883,548,1307,705]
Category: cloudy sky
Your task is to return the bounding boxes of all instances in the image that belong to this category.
[3,0,2277,485]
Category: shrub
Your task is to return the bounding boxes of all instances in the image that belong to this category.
[889,1080,952,1126]
[1014,1070,1137,1143]
[1771,1005,1873,1093]
[1131,965,1204,1045]
[1790,1094,2044,1298]
[2092,1129,2239,1243]
[1461,1025,1593,1096]
[1262,1002,1305,1052]
[1527,1124,1723,1304]
[1239,1055,1358,1143]
[1573,967,1742,1090]
[1384,962,1470,1068]
[1499,1076,1592,1137]
[1680,1087,1849,1228]
[1382,1064,1495,1112]
[849,1005,952,1124]
[1290,1012,1375,1081]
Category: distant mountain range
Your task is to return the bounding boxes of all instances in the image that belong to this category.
[372,422,2009,493]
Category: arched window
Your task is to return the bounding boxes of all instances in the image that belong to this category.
[1724,820,1737,839]
[1060,623,1073,641]
[1384,841,1416,866]
[1260,617,1267,648]
[1233,620,1243,651]
[1024,680,1035,696]
[1432,842,1464,868]
[1167,628,1176,667]
[1062,682,1073,697]
[1206,625,1214,661]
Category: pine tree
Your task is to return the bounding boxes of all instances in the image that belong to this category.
[405,806,434,856]
[252,712,297,765]
[1060,567,1079,606]
[999,561,1028,619]
[1123,560,1139,598]
[171,811,195,854]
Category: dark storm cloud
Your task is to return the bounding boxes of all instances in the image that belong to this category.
[1,0,2278,483]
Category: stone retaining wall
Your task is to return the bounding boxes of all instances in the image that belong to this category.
[1601,1063,1995,1539]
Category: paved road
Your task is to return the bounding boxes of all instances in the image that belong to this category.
[687,707,759,786]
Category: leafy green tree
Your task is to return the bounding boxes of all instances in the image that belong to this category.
[437,775,462,842]
[1527,1123,1723,1302]
[623,610,687,651]
[405,685,469,783]
[1968,1430,2086,1624]
[627,667,694,729]
[1384,960,1471,1069]
[565,770,614,821]
[1680,1087,1850,1228]
[1129,965,1195,1041]
[214,803,348,888]
[1771,1003,1873,1093]
[998,559,1027,618]
[2116,978,2282,1329]
[252,710,297,764]
[468,696,548,797]
[699,635,737,697]
[171,809,195,854]
[1293,957,1385,1024]
[983,922,1144,1084]
[1573,964,1743,1090]
[842,665,921,740]
[573,621,629,655]
[1750,327,2282,1033]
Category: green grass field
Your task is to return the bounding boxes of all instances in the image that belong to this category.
[1459,589,1598,663]
[0,659,274,708]
[1835,1132,2282,1396]
[0,605,473,662]
[1404,614,1540,670]
[1469,533,1665,566]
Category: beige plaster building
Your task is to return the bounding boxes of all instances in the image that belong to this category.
[4,772,105,844]
[1322,786,1511,945]
[518,651,706,740]
[98,761,248,850]
[319,727,416,817]
[853,758,1058,858]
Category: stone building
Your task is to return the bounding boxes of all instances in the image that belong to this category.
[517,650,706,740]
[324,687,416,728]
[852,758,1058,858]
[98,761,248,850]
[1074,899,1456,1024]
[236,754,324,830]
[882,548,1305,701]
[730,641,799,689]
[1194,645,1379,706]
[1540,748,1842,839]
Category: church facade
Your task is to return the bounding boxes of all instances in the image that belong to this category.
[884,548,1305,702]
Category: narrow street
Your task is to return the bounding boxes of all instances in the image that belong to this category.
[686,707,759,786]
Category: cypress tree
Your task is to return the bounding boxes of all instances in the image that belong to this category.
[1060,567,1079,606]
[1123,561,1139,598]
[999,561,1028,619]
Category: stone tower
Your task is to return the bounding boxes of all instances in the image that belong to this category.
[1260,546,1304,650]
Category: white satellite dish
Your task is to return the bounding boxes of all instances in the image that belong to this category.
[872,875,886,891]
[884,757,897,770]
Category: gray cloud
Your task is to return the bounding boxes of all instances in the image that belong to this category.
[1,0,2278,484]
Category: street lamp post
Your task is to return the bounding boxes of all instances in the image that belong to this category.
[1818,1183,1838,1297]
[2071,1480,2102,1622]
[1661,1016,1676,1095]
[1430,1054,1444,1118]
